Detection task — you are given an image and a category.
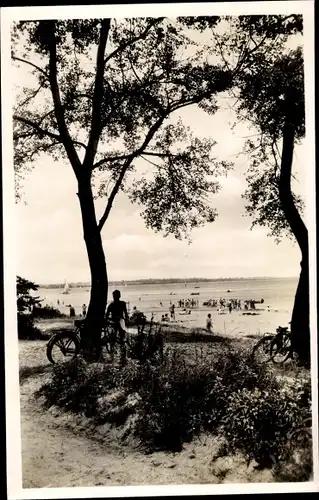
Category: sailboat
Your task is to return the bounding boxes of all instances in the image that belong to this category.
[62,279,70,294]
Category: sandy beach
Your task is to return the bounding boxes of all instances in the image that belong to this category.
[37,277,296,338]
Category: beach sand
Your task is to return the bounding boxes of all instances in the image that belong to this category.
[37,278,296,338]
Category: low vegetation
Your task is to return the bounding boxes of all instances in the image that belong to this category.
[36,339,312,479]
[33,305,66,319]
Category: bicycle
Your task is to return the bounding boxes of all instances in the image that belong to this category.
[269,326,292,364]
[46,319,131,364]
[252,326,292,364]
[46,314,158,364]
[252,332,276,364]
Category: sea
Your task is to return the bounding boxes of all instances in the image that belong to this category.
[37,277,298,321]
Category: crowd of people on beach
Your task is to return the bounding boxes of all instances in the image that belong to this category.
[177,298,200,308]
[203,297,263,312]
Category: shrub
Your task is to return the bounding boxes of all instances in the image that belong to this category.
[36,358,119,416]
[134,351,215,451]
[33,306,66,319]
[36,343,312,469]
[17,313,45,340]
[220,381,311,467]
[127,330,164,364]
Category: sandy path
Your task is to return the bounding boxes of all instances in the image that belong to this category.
[19,340,273,488]
[20,375,222,488]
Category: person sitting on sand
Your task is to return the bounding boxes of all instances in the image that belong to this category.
[206,313,212,332]
[105,290,129,343]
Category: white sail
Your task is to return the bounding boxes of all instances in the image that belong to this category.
[62,279,70,294]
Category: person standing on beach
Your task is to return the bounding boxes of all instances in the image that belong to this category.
[106,290,129,338]
[170,303,175,320]
[206,314,213,332]
[105,290,129,363]
[82,303,87,317]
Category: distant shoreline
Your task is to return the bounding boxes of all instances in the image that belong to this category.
[38,276,298,289]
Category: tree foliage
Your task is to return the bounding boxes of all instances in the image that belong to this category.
[12,18,234,238]
[228,16,305,241]
[16,275,42,313]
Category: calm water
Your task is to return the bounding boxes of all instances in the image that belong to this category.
[38,277,298,317]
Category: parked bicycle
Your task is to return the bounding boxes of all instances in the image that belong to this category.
[252,326,292,364]
[46,314,160,364]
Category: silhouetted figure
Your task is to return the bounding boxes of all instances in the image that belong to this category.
[206,313,212,332]
[105,290,129,364]
[82,303,87,317]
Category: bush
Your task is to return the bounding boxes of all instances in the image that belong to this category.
[17,313,45,340]
[128,330,164,364]
[33,306,66,319]
[220,380,311,467]
[36,358,119,417]
[36,344,312,471]
[133,351,215,451]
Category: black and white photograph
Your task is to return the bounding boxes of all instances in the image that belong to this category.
[1,1,318,497]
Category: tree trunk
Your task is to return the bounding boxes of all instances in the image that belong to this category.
[279,114,310,366]
[77,174,108,361]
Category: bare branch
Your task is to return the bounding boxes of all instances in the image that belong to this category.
[12,55,49,79]
[141,154,162,169]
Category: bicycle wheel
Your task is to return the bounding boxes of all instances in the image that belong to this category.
[252,335,274,363]
[46,331,80,364]
[270,333,291,364]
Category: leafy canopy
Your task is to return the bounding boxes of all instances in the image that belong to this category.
[16,276,42,313]
[12,17,234,239]
[183,15,305,241]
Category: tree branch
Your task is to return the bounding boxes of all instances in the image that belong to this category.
[98,162,129,231]
[104,18,162,65]
[19,81,45,107]
[83,19,111,168]
[93,150,175,170]
[47,21,83,175]
[12,55,49,79]
[13,114,87,150]
[98,116,166,231]
[141,154,162,169]
[13,115,61,142]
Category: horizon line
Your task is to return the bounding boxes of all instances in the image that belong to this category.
[37,275,299,286]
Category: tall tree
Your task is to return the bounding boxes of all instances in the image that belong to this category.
[12,18,233,357]
[237,46,309,365]
[179,15,310,365]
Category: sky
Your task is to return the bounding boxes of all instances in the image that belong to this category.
[15,101,308,285]
[11,17,311,285]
